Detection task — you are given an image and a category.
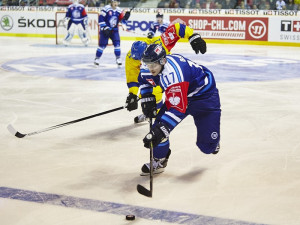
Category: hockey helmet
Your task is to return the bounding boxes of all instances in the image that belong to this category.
[156,12,163,18]
[131,41,147,60]
[142,44,166,65]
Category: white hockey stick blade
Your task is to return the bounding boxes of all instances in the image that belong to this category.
[7,124,26,138]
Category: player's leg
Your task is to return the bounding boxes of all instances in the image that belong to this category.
[78,22,89,46]
[140,105,174,175]
[188,88,221,154]
[63,21,75,46]
[94,32,109,66]
[111,31,122,66]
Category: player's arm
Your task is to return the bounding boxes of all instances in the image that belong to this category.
[124,51,142,111]
[173,23,207,54]
[125,51,140,96]
[81,7,88,26]
[138,69,157,118]
[64,7,71,25]
[147,23,156,39]
[99,9,111,36]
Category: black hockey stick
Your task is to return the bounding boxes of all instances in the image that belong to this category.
[129,0,138,12]
[137,118,154,197]
[7,106,124,138]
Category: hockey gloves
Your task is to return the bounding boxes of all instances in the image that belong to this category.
[101,26,112,37]
[125,93,138,111]
[141,93,157,118]
[147,31,154,39]
[124,11,131,21]
[143,123,170,148]
[64,17,70,27]
[189,33,207,54]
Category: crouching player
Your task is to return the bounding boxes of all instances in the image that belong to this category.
[63,0,89,46]
[125,22,207,123]
[138,44,221,175]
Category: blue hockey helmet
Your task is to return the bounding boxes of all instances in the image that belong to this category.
[131,41,147,60]
[142,44,166,65]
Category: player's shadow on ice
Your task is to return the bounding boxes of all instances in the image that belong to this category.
[79,123,147,140]
[173,168,206,182]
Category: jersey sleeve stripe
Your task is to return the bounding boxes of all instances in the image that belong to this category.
[127,82,139,88]
[160,76,168,89]
[167,57,184,82]
[161,112,181,128]
[165,111,182,123]
[178,24,186,38]
[157,140,169,147]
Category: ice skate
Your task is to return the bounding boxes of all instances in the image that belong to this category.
[116,57,122,67]
[134,114,147,123]
[94,58,100,66]
[212,143,220,154]
[62,40,70,46]
[140,150,171,176]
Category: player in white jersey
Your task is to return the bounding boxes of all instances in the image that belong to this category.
[138,44,221,175]
[63,0,89,46]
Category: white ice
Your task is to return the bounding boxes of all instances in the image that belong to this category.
[0,36,300,225]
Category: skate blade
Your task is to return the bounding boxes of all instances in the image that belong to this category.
[140,168,165,176]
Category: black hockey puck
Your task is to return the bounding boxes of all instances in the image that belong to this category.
[126,215,135,220]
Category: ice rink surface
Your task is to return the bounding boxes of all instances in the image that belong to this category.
[0,36,300,225]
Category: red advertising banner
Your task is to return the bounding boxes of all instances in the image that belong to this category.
[170,16,269,41]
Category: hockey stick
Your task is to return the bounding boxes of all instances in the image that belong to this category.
[137,117,154,197]
[7,106,124,138]
[124,29,147,36]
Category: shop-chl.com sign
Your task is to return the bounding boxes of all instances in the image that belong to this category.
[171,16,269,41]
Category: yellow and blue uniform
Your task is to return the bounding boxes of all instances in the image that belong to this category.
[125,23,194,106]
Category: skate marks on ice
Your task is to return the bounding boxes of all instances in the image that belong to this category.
[0,187,267,225]
[1,53,300,82]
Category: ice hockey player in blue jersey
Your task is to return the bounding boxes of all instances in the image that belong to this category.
[63,0,89,46]
[94,0,131,67]
[147,13,170,39]
[139,44,221,175]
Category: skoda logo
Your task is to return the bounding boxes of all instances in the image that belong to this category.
[1,15,14,31]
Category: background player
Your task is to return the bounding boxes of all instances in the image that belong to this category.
[63,0,89,47]
[125,23,207,123]
[94,0,130,67]
[139,44,221,175]
[147,12,170,39]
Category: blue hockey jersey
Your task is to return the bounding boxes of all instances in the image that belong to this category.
[139,54,216,130]
[149,20,169,36]
[99,4,126,31]
[65,3,87,23]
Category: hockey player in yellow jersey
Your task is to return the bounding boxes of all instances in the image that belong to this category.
[124,23,207,123]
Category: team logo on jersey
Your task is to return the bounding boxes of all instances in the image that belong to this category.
[146,78,156,86]
[165,82,189,113]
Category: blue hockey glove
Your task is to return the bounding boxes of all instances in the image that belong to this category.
[141,93,156,118]
[147,31,154,39]
[125,93,138,111]
[189,33,206,54]
[101,26,112,37]
[143,123,170,148]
